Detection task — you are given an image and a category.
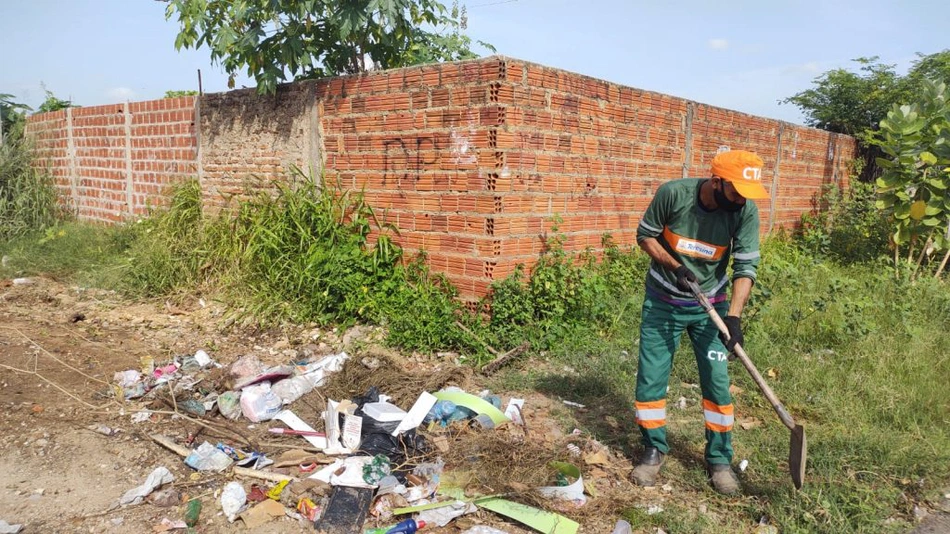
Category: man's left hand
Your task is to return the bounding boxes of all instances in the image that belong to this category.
[720,315,743,353]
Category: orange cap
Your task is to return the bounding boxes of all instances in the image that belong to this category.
[711,150,768,200]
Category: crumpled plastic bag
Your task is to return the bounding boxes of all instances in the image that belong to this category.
[119,466,174,505]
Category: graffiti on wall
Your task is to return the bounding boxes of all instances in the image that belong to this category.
[382,137,438,185]
[381,128,477,185]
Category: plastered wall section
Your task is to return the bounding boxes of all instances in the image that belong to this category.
[25,98,197,222]
[198,82,318,207]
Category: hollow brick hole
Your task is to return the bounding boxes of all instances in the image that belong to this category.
[494,151,505,169]
[484,261,496,278]
[494,196,503,213]
[489,82,501,103]
[485,217,495,236]
[488,129,497,149]
[493,240,502,256]
[486,172,498,191]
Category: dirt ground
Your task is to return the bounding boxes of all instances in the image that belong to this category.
[0,277,661,534]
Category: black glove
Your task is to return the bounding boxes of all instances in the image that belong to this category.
[720,315,743,353]
[673,265,697,292]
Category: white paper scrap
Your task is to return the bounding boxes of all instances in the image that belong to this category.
[391,391,438,436]
[504,398,525,425]
[273,410,328,449]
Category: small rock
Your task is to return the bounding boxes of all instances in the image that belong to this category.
[661,484,673,493]
[34,439,48,447]
[297,344,319,359]
[646,504,663,515]
[698,504,708,514]
[913,505,928,521]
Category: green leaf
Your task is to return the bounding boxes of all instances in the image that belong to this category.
[921,151,939,165]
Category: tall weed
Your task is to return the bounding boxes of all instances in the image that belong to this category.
[123,179,230,296]
[0,140,66,239]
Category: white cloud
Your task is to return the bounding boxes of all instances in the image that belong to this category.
[106,86,137,101]
[708,38,729,50]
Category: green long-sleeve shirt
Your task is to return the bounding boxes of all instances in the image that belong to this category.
[636,178,760,303]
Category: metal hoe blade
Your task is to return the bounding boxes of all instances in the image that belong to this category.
[789,424,807,490]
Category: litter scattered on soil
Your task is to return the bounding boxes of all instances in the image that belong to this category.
[0,277,689,533]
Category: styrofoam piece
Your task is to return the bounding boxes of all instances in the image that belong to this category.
[362,401,407,422]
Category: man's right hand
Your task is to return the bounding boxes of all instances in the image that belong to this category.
[674,265,697,292]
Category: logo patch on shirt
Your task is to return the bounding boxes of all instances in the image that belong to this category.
[663,227,726,260]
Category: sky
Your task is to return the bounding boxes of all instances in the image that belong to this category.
[1,0,946,125]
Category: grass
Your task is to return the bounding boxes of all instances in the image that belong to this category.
[492,240,950,533]
[1,154,948,531]
[0,222,133,288]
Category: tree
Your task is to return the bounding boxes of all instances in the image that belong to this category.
[164,0,492,95]
[1,94,32,144]
[37,89,76,113]
[164,90,199,98]
[870,80,950,278]
[783,50,950,182]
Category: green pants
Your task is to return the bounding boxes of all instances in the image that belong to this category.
[635,295,735,464]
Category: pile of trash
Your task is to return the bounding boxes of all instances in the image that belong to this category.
[106,348,597,533]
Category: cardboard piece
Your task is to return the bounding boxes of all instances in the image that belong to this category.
[324,399,358,454]
[239,499,286,529]
[475,497,579,534]
[313,486,374,534]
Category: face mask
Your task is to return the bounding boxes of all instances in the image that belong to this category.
[714,181,745,212]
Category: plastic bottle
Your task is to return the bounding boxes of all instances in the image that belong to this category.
[385,519,426,534]
[184,498,202,527]
[423,400,457,426]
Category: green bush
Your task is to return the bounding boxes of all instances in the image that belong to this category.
[797,181,890,263]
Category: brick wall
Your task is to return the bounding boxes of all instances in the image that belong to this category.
[26,55,856,302]
[27,97,197,222]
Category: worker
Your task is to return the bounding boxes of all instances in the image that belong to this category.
[631,150,767,494]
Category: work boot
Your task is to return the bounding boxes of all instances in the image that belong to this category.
[631,447,665,487]
[707,463,740,495]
